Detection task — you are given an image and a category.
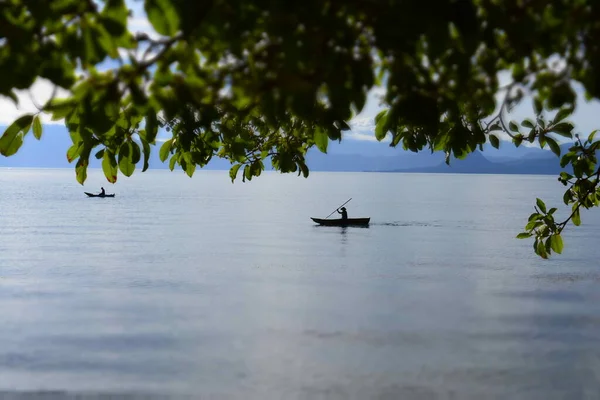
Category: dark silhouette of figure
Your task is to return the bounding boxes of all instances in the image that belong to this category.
[100,187,105,196]
[337,207,348,220]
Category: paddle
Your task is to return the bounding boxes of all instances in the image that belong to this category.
[324,198,352,219]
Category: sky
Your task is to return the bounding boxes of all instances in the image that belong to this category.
[0,0,598,147]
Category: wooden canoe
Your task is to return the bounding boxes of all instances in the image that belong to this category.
[311,217,370,226]
[84,192,115,198]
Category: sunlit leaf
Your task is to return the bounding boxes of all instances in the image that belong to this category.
[550,234,563,254]
[118,142,136,176]
[229,163,242,182]
[572,208,581,226]
[314,127,328,153]
[102,149,118,183]
[75,156,88,185]
[536,198,547,214]
[145,0,180,36]
[375,110,388,141]
[32,115,42,140]
[159,139,173,162]
[0,114,34,156]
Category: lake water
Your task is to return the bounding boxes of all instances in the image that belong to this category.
[1,169,599,399]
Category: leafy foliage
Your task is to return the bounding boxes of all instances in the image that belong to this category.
[1,0,600,257]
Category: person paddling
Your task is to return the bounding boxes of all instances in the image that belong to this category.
[100,187,105,196]
[337,207,348,220]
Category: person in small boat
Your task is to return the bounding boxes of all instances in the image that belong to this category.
[100,187,105,196]
[337,207,348,220]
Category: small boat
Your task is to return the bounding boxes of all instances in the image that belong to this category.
[311,217,370,226]
[84,192,115,198]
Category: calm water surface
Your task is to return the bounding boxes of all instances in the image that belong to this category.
[1,169,599,399]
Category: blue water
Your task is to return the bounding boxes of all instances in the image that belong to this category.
[1,169,599,399]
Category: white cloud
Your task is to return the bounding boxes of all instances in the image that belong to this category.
[0,79,70,125]
[349,116,375,130]
[344,131,386,142]
[128,17,152,32]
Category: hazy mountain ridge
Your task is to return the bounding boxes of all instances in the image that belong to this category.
[0,125,572,175]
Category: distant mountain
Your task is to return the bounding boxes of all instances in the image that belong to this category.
[390,145,573,175]
[0,125,233,170]
[0,124,573,175]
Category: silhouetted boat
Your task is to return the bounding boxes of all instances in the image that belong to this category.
[310,217,370,226]
[84,192,115,198]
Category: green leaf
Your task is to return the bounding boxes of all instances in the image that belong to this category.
[32,115,42,140]
[298,160,309,178]
[587,130,598,144]
[546,136,561,157]
[536,198,547,214]
[563,189,573,205]
[572,208,581,226]
[550,234,564,254]
[525,220,542,231]
[95,149,105,159]
[131,141,141,164]
[185,160,196,177]
[539,133,547,148]
[47,98,77,121]
[159,139,172,162]
[374,110,388,140]
[553,108,572,124]
[141,140,151,172]
[516,232,532,239]
[94,24,119,58]
[521,119,535,129]
[314,128,328,153]
[528,212,541,222]
[100,0,128,36]
[0,132,24,157]
[82,25,97,65]
[534,98,543,115]
[559,172,573,181]
[145,0,180,36]
[509,121,519,132]
[243,164,252,181]
[0,114,34,156]
[76,157,88,185]
[489,134,500,149]
[102,149,118,183]
[67,142,83,163]
[118,142,136,176]
[536,239,548,259]
[551,122,574,138]
[513,134,523,147]
[169,154,177,171]
[230,164,242,182]
[145,109,158,143]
